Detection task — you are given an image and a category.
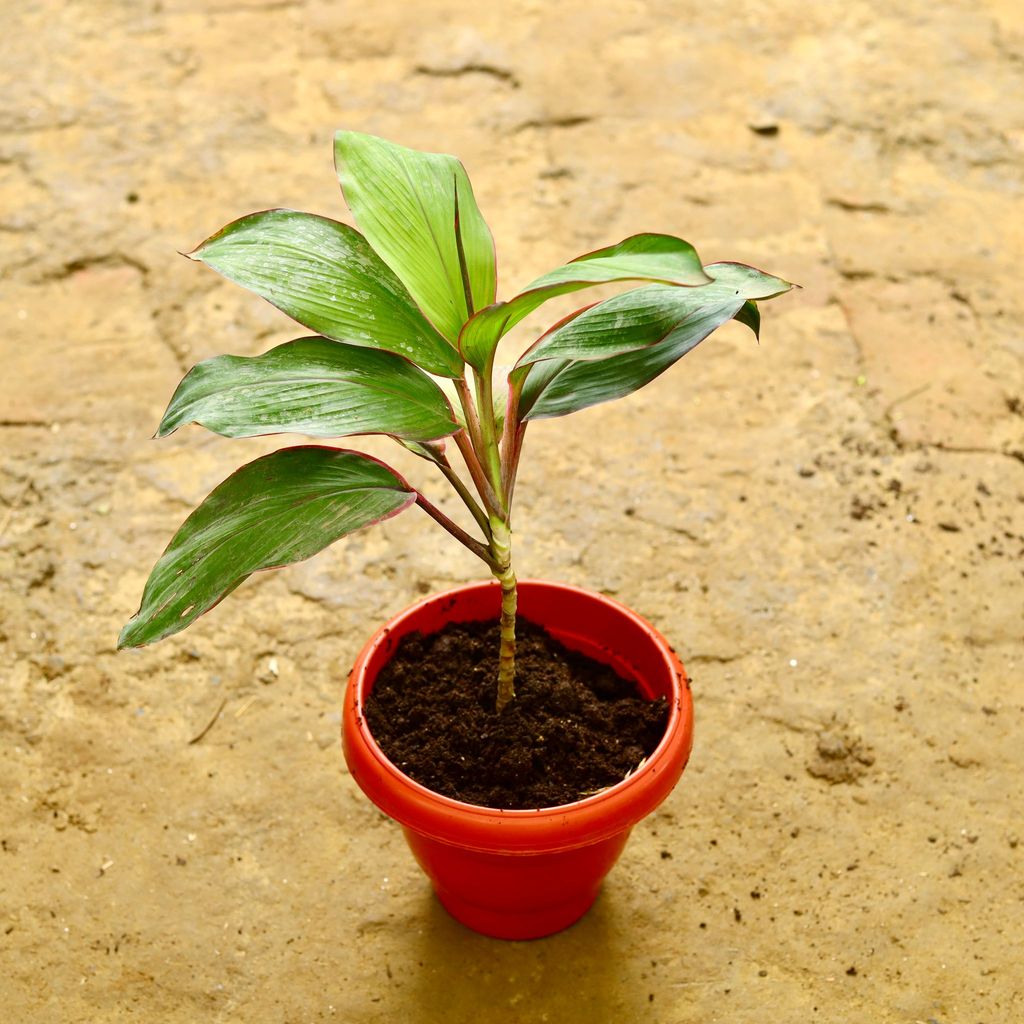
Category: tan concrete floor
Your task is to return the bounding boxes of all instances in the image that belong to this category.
[1,1,1022,1020]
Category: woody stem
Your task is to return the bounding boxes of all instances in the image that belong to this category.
[490,515,517,713]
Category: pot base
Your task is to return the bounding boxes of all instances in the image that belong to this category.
[435,887,598,941]
[404,824,631,940]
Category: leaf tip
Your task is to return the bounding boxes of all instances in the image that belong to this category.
[153,409,178,439]
[333,127,360,161]
[117,621,139,650]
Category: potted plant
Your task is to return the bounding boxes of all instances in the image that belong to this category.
[119,131,793,939]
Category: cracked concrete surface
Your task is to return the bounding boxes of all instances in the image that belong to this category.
[1,1,1023,1021]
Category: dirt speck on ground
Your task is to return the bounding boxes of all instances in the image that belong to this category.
[806,720,875,785]
[1,3,1022,1022]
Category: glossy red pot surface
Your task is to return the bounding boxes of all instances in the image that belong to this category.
[342,580,693,940]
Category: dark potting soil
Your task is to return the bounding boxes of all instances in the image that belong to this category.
[364,619,668,810]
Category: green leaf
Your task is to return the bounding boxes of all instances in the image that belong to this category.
[458,303,513,371]
[515,262,792,420]
[396,438,448,465]
[458,233,711,370]
[734,299,760,338]
[118,447,414,648]
[335,131,496,342]
[432,378,467,431]
[157,336,458,443]
[188,209,462,377]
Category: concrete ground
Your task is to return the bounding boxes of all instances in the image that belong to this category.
[2,1,1022,1021]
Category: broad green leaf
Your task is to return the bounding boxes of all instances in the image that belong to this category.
[458,233,711,370]
[335,131,496,342]
[118,447,414,648]
[515,303,735,419]
[516,262,792,420]
[188,209,462,377]
[157,337,458,443]
[517,262,790,369]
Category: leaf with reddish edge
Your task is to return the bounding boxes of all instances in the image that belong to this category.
[514,262,793,420]
[157,336,459,443]
[459,233,711,371]
[458,302,513,371]
[335,131,496,343]
[187,209,462,378]
[118,447,415,648]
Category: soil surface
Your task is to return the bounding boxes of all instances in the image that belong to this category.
[2,2,1023,1023]
[365,619,668,809]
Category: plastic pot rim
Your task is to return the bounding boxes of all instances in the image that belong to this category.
[343,579,694,855]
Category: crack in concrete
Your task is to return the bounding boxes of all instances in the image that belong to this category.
[415,63,520,89]
[820,211,1016,466]
[826,197,893,213]
[632,514,705,545]
[148,305,190,375]
[40,252,150,283]
[208,0,304,12]
[687,652,749,665]
[514,116,594,133]
[924,443,1024,467]
[29,250,190,375]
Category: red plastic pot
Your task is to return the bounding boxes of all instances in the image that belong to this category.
[342,579,694,940]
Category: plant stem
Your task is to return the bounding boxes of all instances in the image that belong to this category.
[503,422,527,508]
[415,491,494,566]
[453,429,502,514]
[489,514,517,713]
[453,379,502,513]
[474,366,505,506]
[456,360,517,710]
[500,385,525,500]
[435,452,491,537]
[455,377,485,456]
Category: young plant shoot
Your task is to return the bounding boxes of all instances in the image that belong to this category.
[119,131,793,712]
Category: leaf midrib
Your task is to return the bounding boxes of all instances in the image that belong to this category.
[158,482,412,586]
[177,372,456,422]
[395,153,461,334]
